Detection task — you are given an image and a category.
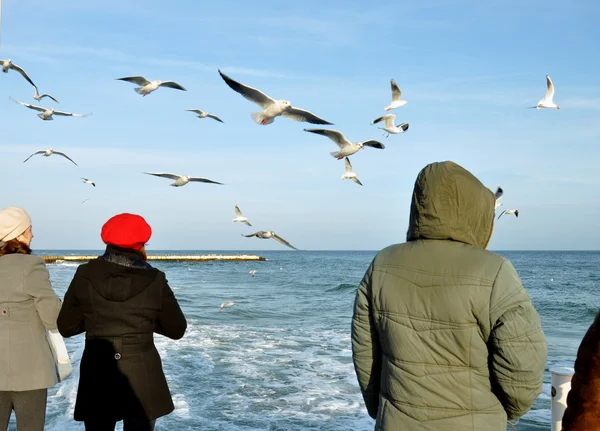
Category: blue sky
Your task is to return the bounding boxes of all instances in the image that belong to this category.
[1,0,599,251]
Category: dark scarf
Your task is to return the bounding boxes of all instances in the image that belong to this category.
[99,245,152,269]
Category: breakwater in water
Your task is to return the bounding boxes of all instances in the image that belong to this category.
[42,254,267,263]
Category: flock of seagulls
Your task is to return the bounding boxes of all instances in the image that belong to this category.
[4,54,554,250]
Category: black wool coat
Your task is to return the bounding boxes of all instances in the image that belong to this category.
[57,246,187,421]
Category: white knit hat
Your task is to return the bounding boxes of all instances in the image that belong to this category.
[0,207,32,242]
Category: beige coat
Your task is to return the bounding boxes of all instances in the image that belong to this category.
[0,254,62,391]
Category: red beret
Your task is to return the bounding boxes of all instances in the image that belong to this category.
[101,213,152,250]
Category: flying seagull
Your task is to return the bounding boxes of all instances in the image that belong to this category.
[497,209,519,220]
[218,69,332,126]
[33,86,59,103]
[233,205,252,226]
[81,199,90,204]
[186,109,224,123]
[242,230,298,250]
[10,97,91,120]
[23,148,78,166]
[341,157,362,186]
[81,178,95,187]
[116,76,186,96]
[1,59,35,87]
[249,270,256,277]
[530,75,560,109]
[220,301,236,310]
[494,187,503,209]
[143,172,224,187]
[384,79,407,111]
[303,128,385,159]
[370,114,409,137]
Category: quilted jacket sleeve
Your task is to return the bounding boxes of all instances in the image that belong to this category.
[351,262,382,419]
[488,259,547,420]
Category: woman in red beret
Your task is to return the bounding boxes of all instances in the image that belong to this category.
[57,213,187,431]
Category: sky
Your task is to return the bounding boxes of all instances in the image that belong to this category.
[1,0,599,251]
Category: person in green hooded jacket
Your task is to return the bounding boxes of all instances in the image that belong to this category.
[351,161,547,430]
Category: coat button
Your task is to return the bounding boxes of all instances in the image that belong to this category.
[1,309,7,316]
[114,353,121,360]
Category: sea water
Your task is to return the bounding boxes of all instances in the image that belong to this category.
[9,250,599,430]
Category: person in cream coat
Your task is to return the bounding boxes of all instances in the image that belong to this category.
[0,206,62,431]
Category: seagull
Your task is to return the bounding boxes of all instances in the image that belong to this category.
[233,205,252,226]
[530,75,560,109]
[370,114,409,137]
[81,199,90,204]
[220,301,236,310]
[384,79,407,111]
[23,148,78,166]
[242,231,298,250]
[143,172,224,187]
[33,86,59,103]
[81,178,95,187]
[218,69,332,126]
[1,59,36,87]
[116,76,186,96]
[341,157,362,186]
[494,187,503,209]
[303,128,385,160]
[249,270,256,277]
[10,97,91,120]
[497,209,519,220]
[186,109,224,123]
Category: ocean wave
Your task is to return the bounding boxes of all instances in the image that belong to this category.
[327,283,356,292]
[49,261,81,268]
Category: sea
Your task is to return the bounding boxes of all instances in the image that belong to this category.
[7,250,599,431]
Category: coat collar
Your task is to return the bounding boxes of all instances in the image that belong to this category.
[100,245,151,269]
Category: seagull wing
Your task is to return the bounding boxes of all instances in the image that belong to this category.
[397,122,409,132]
[40,93,60,103]
[188,177,225,185]
[242,231,262,238]
[243,220,252,227]
[117,76,151,86]
[391,79,402,101]
[234,205,244,217]
[303,128,348,148]
[497,209,507,220]
[351,177,363,186]
[158,81,186,91]
[218,69,275,109]
[272,233,299,250]
[23,151,45,163]
[53,151,78,166]
[144,172,181,180]
[186,109,203,115]
[360,140,385,149]
[370,115,385,125]
[10,97,46,112]
[206,113,224,123]
[543,75,554,102]
[344,157,352,172]
[10,63,36,87]
[495,187,504,200]
[281,107,333,125]
[383,115,396,129]
[53,110,92,117]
